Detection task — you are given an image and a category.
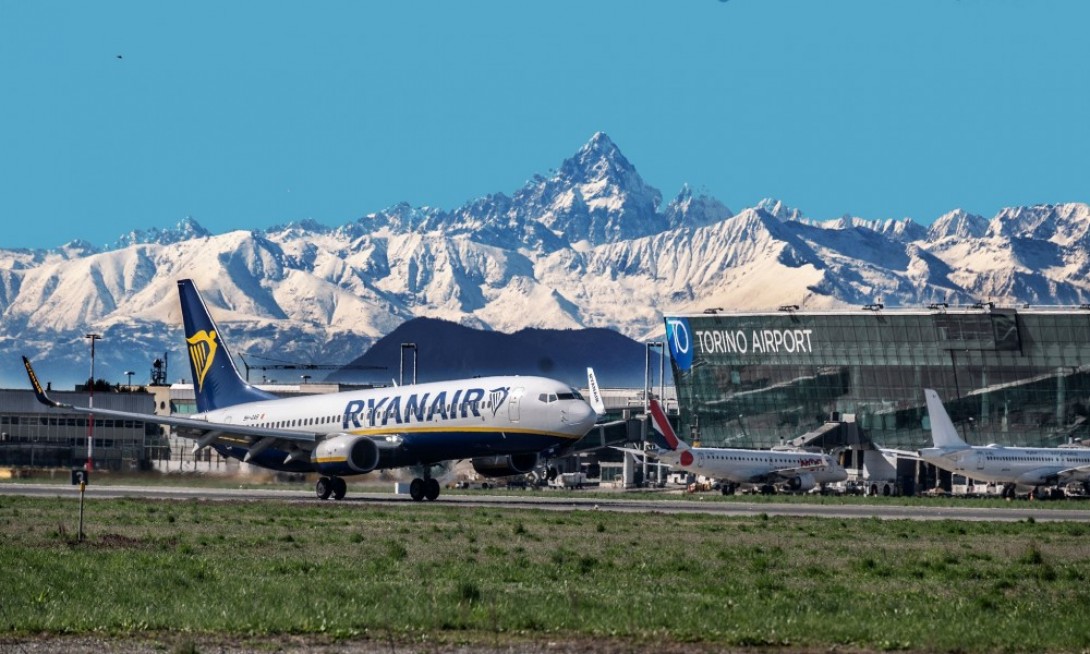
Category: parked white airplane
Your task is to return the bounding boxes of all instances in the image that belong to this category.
[622,399,846,494]
[919,388,1090,498]
[23,279,599,501]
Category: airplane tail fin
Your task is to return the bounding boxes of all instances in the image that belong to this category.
[648,399,690,452]
[924,388,969,449]
[178,279,276,412]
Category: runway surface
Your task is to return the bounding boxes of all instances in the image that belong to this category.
[3,482,1090,522]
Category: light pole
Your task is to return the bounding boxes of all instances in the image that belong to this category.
[643,341,664,486]
[400,343,417,385]
[301,374,311,385]
[125,370,135,388]
[84,333,102,472]
[643,341,664,413]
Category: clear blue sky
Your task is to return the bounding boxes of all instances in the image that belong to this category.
[2,0,1087,250]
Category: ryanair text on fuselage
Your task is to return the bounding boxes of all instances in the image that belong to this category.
[339,386,511,429]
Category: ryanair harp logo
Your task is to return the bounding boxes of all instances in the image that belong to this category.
[488,387,510,416]
[186,329,218,391]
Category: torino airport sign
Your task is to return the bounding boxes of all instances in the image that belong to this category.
[666,317,814,372]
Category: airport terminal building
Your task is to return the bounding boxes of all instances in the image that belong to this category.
[665,305,1090,451]
[0,389,164,471]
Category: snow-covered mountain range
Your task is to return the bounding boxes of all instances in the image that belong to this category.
[2,132,1088,388]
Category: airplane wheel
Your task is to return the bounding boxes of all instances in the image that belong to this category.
[424,478,440,501]
[315,477,333,500]
[409,478,426,502]
[332,477,347,500]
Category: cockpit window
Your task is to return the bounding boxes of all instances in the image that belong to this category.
[539,390,585,403]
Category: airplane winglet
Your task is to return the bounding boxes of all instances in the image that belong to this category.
[22,356,72,409]
[586,367,606,417]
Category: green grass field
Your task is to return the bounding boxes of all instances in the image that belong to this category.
[3,493,1090,652]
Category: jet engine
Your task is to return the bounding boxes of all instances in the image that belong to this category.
[313,434,380,476]
[471,453,539,478]
[787,472,816,492]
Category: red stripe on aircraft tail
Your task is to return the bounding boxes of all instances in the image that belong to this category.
[649,399,680,450]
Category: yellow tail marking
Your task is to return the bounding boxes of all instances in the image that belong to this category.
[186,329,218,392]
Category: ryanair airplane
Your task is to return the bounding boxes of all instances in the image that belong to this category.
[23,279,599,501]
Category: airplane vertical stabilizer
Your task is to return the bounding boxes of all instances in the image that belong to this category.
[178,279,277,412]
[649,399,689,452]
[924,388,969,449]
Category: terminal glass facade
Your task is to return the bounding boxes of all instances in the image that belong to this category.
[0,390,162,470]
[664,308,1090,449]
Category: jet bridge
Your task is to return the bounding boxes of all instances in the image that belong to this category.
[783,416,862,450]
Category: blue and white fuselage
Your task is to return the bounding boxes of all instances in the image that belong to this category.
[202,375,596,474]
[22,278,599,502]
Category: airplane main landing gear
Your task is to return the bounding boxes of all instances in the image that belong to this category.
[315,476,347,500]
[408,477,441,502]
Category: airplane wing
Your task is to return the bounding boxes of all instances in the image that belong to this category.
[1054,465,1090,483]
[879,446,920,461]
[610,445,680,464]
[612,446,655,458]
[23,357,317,458]
[747,462,828,484]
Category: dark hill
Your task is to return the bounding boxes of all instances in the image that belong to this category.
[330,318,667,388]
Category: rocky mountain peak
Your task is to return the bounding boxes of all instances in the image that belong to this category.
[114,216,212,249]
[524,133,664,245]
[564,131,632,178]
[987,203,1090,245]
[757,198,805,222]
[664,184,733,230]
[928,209,988,241]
